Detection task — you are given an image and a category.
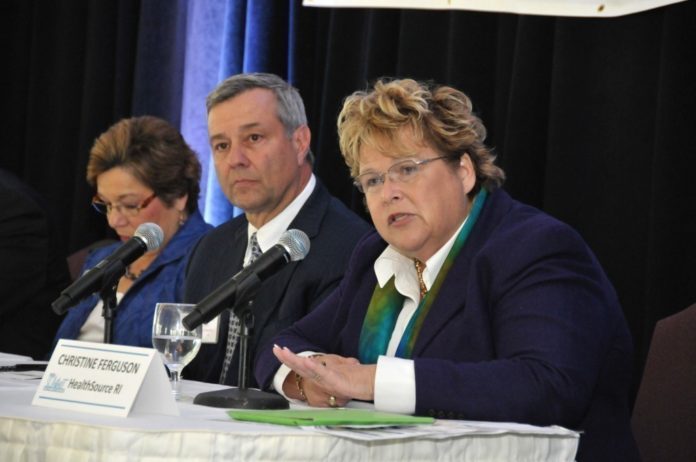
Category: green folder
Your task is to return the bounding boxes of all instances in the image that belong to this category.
[228,409,435,427]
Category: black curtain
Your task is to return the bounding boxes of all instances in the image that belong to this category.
[293,4,696,389]
[2,0,695,398]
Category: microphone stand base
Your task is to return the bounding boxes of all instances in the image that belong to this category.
[193,387,289,409]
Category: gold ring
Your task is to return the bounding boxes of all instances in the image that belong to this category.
[328,395,337,407]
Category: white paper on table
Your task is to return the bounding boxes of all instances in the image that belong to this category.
[305,418,580,442]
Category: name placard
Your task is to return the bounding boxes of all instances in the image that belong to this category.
[32,339,178,417]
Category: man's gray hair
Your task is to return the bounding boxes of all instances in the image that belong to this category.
[206,73,308,138]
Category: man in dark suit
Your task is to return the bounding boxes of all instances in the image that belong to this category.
[0,169,70,359]
[183,73,369,386]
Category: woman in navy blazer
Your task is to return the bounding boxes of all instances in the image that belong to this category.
[258,79,639,461]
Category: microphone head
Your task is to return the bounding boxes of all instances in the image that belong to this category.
[279,229,310,262]
[134,222,164,251]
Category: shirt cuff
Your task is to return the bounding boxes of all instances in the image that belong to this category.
[271,351,322,403]
[374,355,416,414]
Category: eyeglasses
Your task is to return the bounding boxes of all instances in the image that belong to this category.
[353,156,451,194]
[91,193,157,217]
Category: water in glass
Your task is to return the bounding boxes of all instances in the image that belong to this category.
[152,303,202,400]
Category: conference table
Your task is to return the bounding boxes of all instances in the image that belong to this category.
[0,368,579,461]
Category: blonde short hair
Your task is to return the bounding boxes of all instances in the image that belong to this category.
[337,78,505,192]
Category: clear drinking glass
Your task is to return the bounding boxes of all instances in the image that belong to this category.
[152,303,202,400]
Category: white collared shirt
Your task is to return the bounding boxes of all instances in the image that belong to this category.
[373,218,467,414]
[245,175,316,263]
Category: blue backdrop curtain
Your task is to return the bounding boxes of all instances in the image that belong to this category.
[179,0,296,225]
[2,0,695,401]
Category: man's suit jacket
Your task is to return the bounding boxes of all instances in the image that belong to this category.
[256,188,639,462]
[0,170,70,359]
[183,180,370,387]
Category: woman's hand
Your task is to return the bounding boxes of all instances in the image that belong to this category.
[274,345,376,407]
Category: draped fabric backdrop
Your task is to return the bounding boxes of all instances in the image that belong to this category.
[1,0,695,400]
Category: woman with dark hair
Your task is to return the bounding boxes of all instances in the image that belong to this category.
[54,116,211,347]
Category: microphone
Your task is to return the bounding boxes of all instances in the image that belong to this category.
[52,222,164,315]
[183,229,310,330]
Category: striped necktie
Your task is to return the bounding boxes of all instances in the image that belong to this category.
[219,232,262,384]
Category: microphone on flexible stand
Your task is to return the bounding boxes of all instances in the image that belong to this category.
[183,229,310,331]
[186,229,310,410]
[52,223,164,315]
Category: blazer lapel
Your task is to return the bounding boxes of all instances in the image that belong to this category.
[286,180,329,241]
[249,182,330,336]
[410,189,511,356]
[226,224,249,280]
[214,223,248,331]
[411,248,473,356]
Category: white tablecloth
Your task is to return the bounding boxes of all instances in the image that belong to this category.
[0,374,579,461]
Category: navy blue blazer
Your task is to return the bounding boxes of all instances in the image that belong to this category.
[256,189,639,462]
[183,180,370,387]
